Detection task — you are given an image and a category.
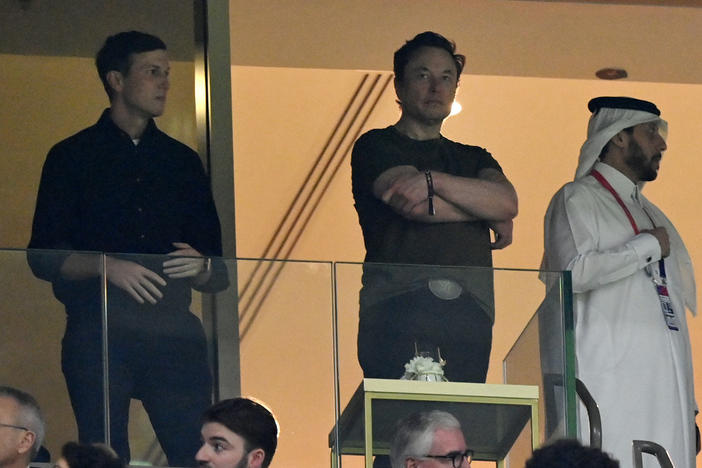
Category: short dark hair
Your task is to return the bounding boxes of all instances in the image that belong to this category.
[393,31,465,83]
[525,439,620,468]
[95,31,167,99]
[0,386,45,458]
[60,442,124,468]
[202,398,278,468]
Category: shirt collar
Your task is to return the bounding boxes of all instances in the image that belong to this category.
[592,161,639,203]
[97,108,159,143]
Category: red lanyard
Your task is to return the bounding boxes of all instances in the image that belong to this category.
[591,169,667,278]
[590,170,641,234]
[591,169,678,330]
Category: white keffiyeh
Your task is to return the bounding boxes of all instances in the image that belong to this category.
[575,106,667,180]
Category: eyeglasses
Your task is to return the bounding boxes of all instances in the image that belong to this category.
[0,422,29,431]
[421,449,473,467]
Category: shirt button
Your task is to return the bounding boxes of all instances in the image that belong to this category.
[137,207,143,213]
[136,177,141,183]
[140,234,145,239]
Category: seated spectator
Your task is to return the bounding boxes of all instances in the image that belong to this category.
[390,410,472,468]
[196,398,278,468]
[54,442,123,468]
[0,386,45,468]
[525,439,619,468]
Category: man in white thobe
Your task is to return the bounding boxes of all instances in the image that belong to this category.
[542,96,697,468]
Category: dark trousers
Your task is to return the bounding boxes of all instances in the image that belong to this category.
[61,312,211,467]
[357,286,493,468]
[358,285,493,382]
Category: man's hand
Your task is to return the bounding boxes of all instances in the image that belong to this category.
[641,227,670,258]
[105,257,166,304]
[381,171,429,216]
[163,242,208,279]
[489,219,513,249]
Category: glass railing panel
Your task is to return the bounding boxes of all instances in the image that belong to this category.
[332,262,572,468]
[503,271,576,436]
[1,248,105,464]
[502,270,575,466]
[236,258,335,468]
[5,250,573,467]
[102,252,236,467]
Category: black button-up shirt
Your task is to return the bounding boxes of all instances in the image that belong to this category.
[28,110,225,320]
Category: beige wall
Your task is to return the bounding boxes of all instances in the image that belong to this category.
[232,65,702,466]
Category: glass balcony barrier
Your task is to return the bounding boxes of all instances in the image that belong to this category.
[1,248,241,467]
[1,248,99,465]
[331,262,574,468]
[1,250,573,467]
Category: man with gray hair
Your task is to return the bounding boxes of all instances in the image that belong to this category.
[0,386,45,468]
[542,97,696,468]
[390,410,472,468]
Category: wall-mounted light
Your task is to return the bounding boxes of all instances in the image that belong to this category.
[449,100,462,117]
[596,68,628,80]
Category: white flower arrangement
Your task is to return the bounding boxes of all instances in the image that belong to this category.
[401,355,448,382]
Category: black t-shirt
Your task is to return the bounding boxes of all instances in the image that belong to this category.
[352,125,502,266]
[351,126,502,309]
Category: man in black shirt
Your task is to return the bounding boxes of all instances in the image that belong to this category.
[28,31,224,466]
[352,32,517,383]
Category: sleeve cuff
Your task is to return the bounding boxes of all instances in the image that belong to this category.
[629,232,662,267]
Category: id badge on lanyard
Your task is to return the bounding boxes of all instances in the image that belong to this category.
[650,261,680,331]
[591,170,679,331]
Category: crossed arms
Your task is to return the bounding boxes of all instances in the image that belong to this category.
[372,165,518,248]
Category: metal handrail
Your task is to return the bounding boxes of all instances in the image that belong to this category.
[632,440,674,468]
[575,378,602,448]
[577,380,675,468]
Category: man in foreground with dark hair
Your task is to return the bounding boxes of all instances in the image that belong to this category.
[389,410,472,468]
[542,97,697,467]
[352,31,517,382]
[196,398,278,468]
[0,386,45,468]
[28,31,225,465]
[526,439,619,468]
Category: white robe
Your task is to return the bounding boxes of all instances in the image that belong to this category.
[542,162,696,468]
